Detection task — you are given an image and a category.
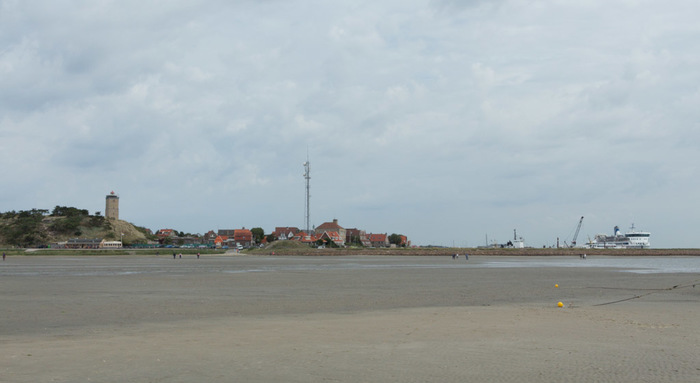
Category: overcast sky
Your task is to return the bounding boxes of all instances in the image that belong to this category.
[2,1,699,248]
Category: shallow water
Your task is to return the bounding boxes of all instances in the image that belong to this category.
[478,256,700,274]
[2,255,700,276]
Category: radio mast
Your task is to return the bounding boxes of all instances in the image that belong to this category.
[303,156,311,233]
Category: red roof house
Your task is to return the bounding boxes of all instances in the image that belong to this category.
[292,231,317,244]
[273,227,300,240]
[316,219,346,246]
[214,235,228,247]
[368,233,389,248]
[233,228,253,247]
[320,231,344,247]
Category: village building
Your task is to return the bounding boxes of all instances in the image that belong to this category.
[218,229,235,237]
[319,231,344,247]
[156,229,176,240]
[233,228,253,247]
[368,233,390,248]
[214,235,228,248]
[101,240,124,249]
[64,238,123,249]
[346,228,371,247]
[291,231,317,244]
[272,227,300,240]
[315,219,346,246]
[65,238,103,249]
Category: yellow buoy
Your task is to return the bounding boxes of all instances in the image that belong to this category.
[555,284,559,288]
[557,302,564,308]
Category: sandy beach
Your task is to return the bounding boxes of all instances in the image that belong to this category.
[1,255,699,382]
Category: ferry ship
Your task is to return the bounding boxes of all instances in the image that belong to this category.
[587,224,651,249]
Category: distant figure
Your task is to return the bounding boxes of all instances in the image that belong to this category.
[179,253,182,259]
[2,252,5,261]
[465,253,469,261]
[197,253,200,259]
[583,253,587,259]
[173,252,176,259]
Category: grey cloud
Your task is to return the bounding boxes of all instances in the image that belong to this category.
[1,1,699,247]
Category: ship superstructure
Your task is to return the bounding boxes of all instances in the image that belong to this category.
[587,224,651,249]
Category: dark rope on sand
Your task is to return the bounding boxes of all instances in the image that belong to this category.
[593,279,700,306]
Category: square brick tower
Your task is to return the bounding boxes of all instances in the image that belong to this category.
[106,191,119,220]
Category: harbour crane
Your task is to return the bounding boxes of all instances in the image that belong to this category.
[571,216,584,247]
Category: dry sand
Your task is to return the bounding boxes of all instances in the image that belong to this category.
[1,255,699,382]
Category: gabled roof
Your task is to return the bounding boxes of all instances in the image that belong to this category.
[321,231,343,241]
[316,219,343,231]
[158,229,176,237]
[234,229,252,241]
[320,231,344,245]
[292,231,317,243]
[368,233,388,242]
[274,227,300,236]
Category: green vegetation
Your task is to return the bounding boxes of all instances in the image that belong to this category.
[0,205,148,248]
[263,240,311,250]
[251,227,265,244]
[0,209,48,247]
[389,233,406,247]
[134,225,158,241]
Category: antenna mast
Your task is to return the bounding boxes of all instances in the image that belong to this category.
[303,155,311,233]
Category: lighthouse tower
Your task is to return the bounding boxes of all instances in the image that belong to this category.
[106,191,119,220]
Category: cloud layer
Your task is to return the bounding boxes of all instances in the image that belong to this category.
[2,0,699,247]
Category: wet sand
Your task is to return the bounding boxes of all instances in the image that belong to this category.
[1,255,699,382]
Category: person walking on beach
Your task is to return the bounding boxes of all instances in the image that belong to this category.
[2,252,5,261]
[465,253,468,261]
[197,252,200,259]
[173,252,176,259]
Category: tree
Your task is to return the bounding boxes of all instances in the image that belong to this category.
[348,235,362,246]
[251,227,265,244]
[388,233,405,247]
[51,206,87,217]
[2,209,46,247]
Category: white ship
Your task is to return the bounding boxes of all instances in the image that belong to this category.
[511,229,525,248]
[587,224,651,249]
